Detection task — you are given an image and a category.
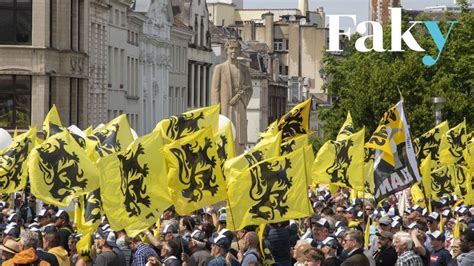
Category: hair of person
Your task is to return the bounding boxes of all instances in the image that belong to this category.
[131,234,143,244]
[394,232,413,250]
[166,240,180,257]
[44,231,60,248]
[20,230,40,249]
[224,39,241,51]
[294,240,312,259]
[245,231,259,248]
[303,248,325,263]
[180,216,195,231]
[345,229,364,246]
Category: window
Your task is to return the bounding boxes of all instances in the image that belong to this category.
[0,75,31,129]
[273,38,283,51]
[0,0,32,44]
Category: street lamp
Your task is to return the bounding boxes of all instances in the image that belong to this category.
[432,97,446,125]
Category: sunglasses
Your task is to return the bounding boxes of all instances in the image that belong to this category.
[365,208,374,211]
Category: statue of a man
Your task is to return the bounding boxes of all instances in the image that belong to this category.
[211,40,253,154]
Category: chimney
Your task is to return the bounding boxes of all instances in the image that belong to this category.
[298,0,308,16]
[262,12,274,52]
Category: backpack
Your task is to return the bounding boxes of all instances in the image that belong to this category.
[242,251,263,265]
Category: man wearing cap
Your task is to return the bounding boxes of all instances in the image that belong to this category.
[55,210,73,253]
[428,231,452,266]
[372,231,396,266]
[311,218,331,248]
[95,231,127,266]
[208,234,232,266]
[182,229,212,266]
[458,228,474,266]
[321,237,341,266]
[369,216,392,255]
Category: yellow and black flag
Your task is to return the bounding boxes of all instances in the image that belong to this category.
[438,120,467,165]
[365,101,421,201]
[163,128,227,215]
[224,132,281,181]
[86,114,134,161]
[43,105,63,138]
[214,121,236,174]
[414,121,449,164]
[227,148,312,230]
[430,165,456,201]
[260,99,311,142]
[75,189,102,234]
[312,128,365,191]
[28,131,100,207]
[281,134,308,155]
[337,112,354,141]
[0,128,36,193]
[99,132,172,237]
[155,104,220,143]
[275,99,311,142]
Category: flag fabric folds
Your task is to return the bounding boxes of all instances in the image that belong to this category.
[99,132,171,237]
[337,112,354,141]
[43,105,63,138]
[414,121,449,164]
[430,165,456,201]
[260,99,311,142]
[29,131,100,207]
[74,190,102,233]
[312,128,365,191]
[438,120,467,165]
[163,128,227,215]
[0,128,36,193]
[280,134,308,155]
[214,121,236,175]
[224,132,282,181]
[155,104,220,143]
[86,114,134,161]
[227,148,312,230]
[365,101,421,201]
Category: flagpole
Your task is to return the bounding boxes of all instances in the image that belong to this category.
[303,146,314,215]
[225,195,241,251]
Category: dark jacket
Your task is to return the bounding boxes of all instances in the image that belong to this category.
[374,246,397,266]
[266,224,292,264]
[324,256,342,266]
[341,248,370,266]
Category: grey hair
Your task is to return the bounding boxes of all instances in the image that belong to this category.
[394,232,413,250]
[20,230,40,249]
[344,229,364,246]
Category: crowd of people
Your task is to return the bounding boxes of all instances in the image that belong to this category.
[0,187,473,266]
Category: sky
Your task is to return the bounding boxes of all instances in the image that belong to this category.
[244,0,468,29]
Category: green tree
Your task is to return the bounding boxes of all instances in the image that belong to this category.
[319,9,473,142]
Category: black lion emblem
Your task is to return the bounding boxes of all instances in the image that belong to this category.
[83,189,102,224]
[281,140,296,155]
[414,128,442,162]
[325,138,354,186]
[37,138,88,201]
[0,137,32,189]
[170,137,219,203]
[431,167,454,199]
[278,107,307,141]
[118,144,153,218]
[87,123,121,156]
[446,126,466,163]
[166,112,204,140]
[249,158,293,220]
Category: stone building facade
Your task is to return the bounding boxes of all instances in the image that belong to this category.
[172,0,213,110]
[0,0,89,130]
